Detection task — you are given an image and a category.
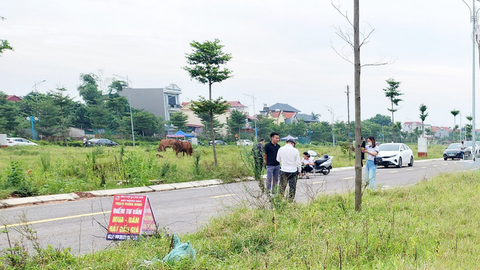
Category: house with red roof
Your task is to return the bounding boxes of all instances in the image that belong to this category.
[6,95,22,102]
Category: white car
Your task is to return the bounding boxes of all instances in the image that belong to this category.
[237,139,253,146]
[7,137,38,146]
[375,143,413,168]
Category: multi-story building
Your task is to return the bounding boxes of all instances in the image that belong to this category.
[119,83,182,122]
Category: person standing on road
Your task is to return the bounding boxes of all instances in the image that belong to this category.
[277,138,301,201]
[83,137,87,147]
[362,136,379,189]
[252,138,265,181]
[264,132,281,193]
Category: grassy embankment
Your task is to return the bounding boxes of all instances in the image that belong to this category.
[0,143,445,200]
[1,163,478,269]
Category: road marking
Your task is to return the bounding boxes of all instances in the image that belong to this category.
[406,168,414,171]
[342,177,354,180]
[210,194,235,199]
[313,180,326,184]
[421,167,427,169]
[5,211,110,228]
[433,165,439,167]
[389,171,398,173]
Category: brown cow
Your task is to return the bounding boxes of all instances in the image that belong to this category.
[173,141,193,157]
[157,139,177,152]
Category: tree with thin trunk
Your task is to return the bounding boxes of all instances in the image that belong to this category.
[183,39,232,166]
[419,103,428,137]
[451,109,460,142]
[332,0,390,211]
[383,79,403,142]
[466,115,473,140]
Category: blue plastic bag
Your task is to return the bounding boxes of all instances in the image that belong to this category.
[162,234,196,263]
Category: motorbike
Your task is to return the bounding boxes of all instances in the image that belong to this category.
[313,154,334,175]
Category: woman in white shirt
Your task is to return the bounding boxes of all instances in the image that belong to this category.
[362,136,379,189]
[301,152,314,179]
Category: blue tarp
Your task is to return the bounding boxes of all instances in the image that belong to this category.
[167,130,195,138]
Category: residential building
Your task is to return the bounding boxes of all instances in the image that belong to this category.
[403,121,431,133]
[6,95,22,102]
[182,100,248,136]
[119,83,182,122]
[260,103,318,125]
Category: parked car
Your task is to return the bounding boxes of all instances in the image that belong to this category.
[6,137,38,146]
[443,143,464,160]
[88,138,118,146]
[375,143,414,168]
[237,139,252,146]
[208,140,227,146]
[463,141,480,157]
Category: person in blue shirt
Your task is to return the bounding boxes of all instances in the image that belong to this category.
[362,136,379,189]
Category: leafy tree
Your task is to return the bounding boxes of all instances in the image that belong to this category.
[106,80,129,135]
[35,96,61,139]
[190,97,229,142]
[367,114,392,127]
[50,87,74,145]
[0,91,20,135]
[466,115,473,140]
[0,16,13,56]
[168,111,189,132]
[227,110,246,139]
[256,115,275,140]
[419,103,428,137]
[383,78,403,142]
[78,74,102,105]
[183,39,232,166]
[451,109,460,142]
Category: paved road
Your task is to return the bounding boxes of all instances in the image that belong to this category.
[1,159,478,254]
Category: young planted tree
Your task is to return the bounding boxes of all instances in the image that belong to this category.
[183,39,232,166]
[332,1,389,211]
[450,109,460,142]
[383,79,403,142]
[466,115,473,140]
[419,103,428,137]
[190,97,230,165]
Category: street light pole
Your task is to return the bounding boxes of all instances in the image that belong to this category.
[113,74,135,147]
[463,0,480,160]
[243,93,258,142]
[32,80,46,99]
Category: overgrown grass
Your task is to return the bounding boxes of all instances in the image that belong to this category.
[0,143,445,199]
[1,166,479,269]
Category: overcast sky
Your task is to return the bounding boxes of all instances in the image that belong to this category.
[0,0,477,128]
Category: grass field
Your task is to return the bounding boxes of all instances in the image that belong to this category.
[1,162,478,269]
[0,143,447,200]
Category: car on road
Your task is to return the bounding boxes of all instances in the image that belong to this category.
[237,139,252,146]
[463,141,480,158]
[208,140,227,146]
[375,143,414,168]
[443,143,464,160]
[6,137,38,146]
[88,138,118,146]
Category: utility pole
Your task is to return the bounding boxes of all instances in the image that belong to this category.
[346,85,351,160]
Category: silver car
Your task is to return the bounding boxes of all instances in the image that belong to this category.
[375,143,414,168]
[6,137,38,146]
